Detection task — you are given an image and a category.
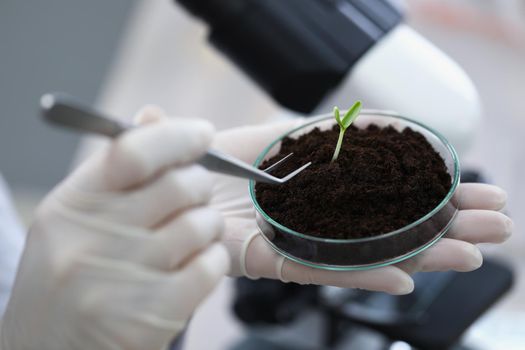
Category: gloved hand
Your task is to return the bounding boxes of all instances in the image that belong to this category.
[0,107,230,350]
[211,118,513,295]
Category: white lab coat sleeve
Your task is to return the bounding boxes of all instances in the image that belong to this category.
[0,174,25,317]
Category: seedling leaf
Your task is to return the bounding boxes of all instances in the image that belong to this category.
[341,101,362,129]
[334,106,342,128]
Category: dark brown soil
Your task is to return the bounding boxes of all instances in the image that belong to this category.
[255,124,452,239]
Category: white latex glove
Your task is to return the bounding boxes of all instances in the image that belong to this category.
[0,107,230,350]
[211,118,513,295]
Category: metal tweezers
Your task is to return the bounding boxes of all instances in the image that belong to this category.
[40,93,311,184]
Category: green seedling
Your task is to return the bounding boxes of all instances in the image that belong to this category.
[331,101,362,162]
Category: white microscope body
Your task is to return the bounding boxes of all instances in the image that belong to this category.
[317,24,481,156]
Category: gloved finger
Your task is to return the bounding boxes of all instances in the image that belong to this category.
[68,118,214,192]
[141,207,224,270]
[396,238,483,274]
[213,118,305,163]
[55,206,222,272]
[281,261,414,295]
[84,165,214,227]
[447,210,513,244]
[457,183,507,210]
[244,235,414,295]
[133,104,168,125]
[160,243,230,319]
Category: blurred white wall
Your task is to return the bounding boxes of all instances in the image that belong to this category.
[0,0,137,195]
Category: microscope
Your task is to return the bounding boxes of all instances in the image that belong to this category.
[175,1,513,349]
[176,0,481,155]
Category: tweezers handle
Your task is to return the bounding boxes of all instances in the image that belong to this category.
[40,93,281,184]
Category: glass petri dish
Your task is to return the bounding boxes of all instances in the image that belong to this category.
[249,110,461,270]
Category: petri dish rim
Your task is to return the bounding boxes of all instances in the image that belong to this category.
[249,109,461,244]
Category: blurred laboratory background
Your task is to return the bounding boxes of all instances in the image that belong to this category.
[1,0,524,349]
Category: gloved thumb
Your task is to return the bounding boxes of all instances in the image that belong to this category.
[61,111,214,192]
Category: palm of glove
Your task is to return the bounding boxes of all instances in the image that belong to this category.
[212,119,513,294]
